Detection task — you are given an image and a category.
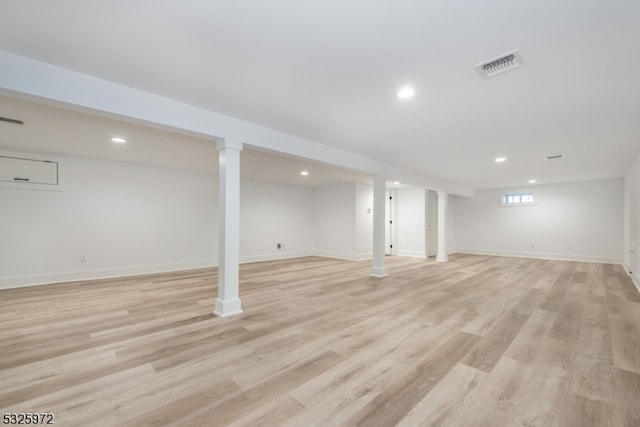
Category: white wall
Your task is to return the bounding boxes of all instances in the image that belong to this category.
[0,155,317,288]
[0,156,218,287]
[624,153,640,288]
[313,183,357,260]
[454,178,623,263]
[240,179,314,262]
[395,187,427,258]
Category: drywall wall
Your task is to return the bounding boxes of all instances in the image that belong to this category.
[0,155,317,288]
[395,187,427,258]
[240,179,314,262]
[0,155,218,287]
[454,178,623,263]
[313,183,357,260]
[624,152,640,288]
[0,150,465,288]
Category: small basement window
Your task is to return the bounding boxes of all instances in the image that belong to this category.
[500,192,535,206]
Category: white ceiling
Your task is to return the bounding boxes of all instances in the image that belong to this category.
[0,0,639,190]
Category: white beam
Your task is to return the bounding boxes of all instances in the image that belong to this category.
[0,50,475,197]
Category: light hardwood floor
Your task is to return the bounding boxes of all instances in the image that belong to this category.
[1,254,640,426]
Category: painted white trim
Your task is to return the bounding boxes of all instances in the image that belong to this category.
[354,252,373,261]
[396,250,427,259]
[0,259,215,289]
[2,252,631,291]
[0,252,349,289]
[240,251,315,264]
[623,261,640,293]
[622,261,630,274]
[213,297,243,317]
[312,251,363,262]
[1,252,317,289]
[370,268,388,278]
[625,262,640,293]
[455,249,621,265]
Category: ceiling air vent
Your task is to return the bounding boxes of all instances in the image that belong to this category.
[545,154,565,160]
[0,116,24,126]
[475,49,523,79]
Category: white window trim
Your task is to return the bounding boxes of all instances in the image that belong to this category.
[499,191,536,207]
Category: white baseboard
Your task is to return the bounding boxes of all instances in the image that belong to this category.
[311,251,373,262]
[616,261,640,293]
[240,251,314,264]
[354,252,373,261]
[0,251,348,289]
[396,250,427,259]
[622,260,630,274]
[455,249,621,265]
[0,259,215,290]
[5,249,625,291]
[312,251,362,262]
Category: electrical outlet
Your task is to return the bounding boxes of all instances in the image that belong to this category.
[276,243,282,250]
[79,255,87,263]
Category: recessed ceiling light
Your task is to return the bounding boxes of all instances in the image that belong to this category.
[110,137,126,144]
[495,157,507,163]
[393,181,400,185]
[397,87,415,99]
[529,179,537,184]
[300,171,309,176]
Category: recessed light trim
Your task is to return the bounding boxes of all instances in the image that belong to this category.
[495,157,507,163]
[529,179,537,184]
[110,137,127,144]
[300,170,309,176]
[393,181,400,185]
[397,87,415,99]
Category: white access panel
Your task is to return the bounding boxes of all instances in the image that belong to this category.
[0,148,67,191]
[0,155,58,185]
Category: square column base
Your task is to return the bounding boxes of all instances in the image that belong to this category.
[370,267,388,278]
[213,298,243,317]
[436,255,449,262]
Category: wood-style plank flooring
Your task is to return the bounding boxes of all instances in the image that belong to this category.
[1,254,640,426]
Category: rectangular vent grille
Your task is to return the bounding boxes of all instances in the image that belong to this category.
[0,116,24,126]
[475,49,522,79]
[545,154,565,160]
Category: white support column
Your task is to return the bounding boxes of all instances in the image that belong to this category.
[371,175,388,277]
[436,190,449,262]
[213,139,243,317]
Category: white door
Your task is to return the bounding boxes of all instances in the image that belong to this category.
[385,190,394,255]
